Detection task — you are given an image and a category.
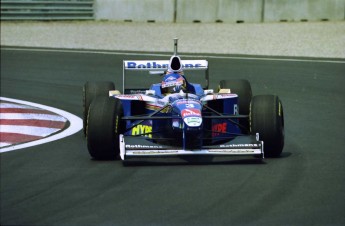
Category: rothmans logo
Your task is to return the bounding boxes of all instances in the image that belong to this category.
[219,144,261,148]
[126,61,203,69]
[126,144,164,149]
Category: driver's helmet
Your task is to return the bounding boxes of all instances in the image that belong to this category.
[161,73,186,94]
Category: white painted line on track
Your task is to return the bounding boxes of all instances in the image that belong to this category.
[0,113,67,121]
[0,142,11,147]
[1,47,344,64]
[0,125,60,137]
[0,102,39,109]
[0,97,82,153]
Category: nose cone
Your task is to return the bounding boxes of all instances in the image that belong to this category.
[181,109,202,127]
[168,56,182,73]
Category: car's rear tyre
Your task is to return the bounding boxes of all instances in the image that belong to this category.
[83,81,115,136]
[219,79,252,132]
[87,96,124,160]
[250,95,284,157]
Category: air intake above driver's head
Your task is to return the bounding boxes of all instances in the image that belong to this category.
[168,56,182,73]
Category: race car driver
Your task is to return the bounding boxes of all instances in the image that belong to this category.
[161,55,187,95]
[161,73,187,94]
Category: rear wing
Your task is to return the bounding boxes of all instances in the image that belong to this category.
[122,60,209,94]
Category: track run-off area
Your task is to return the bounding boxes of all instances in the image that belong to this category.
[1,47,344,225]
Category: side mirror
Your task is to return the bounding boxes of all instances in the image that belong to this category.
[218,89,231,94]
[109,90,121,96]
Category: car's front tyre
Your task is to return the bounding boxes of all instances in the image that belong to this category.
[250,95,284,157]
[87,96,124,160]
[83,81,115,137]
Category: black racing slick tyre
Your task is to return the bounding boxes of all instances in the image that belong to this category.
[83,81,115,136]
[86,96,124,160]
[250,95,284,157]
[219,79,252,132]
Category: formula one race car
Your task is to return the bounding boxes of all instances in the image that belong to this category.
[83,39,284,162]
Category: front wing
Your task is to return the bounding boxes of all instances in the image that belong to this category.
[120,134,264,160]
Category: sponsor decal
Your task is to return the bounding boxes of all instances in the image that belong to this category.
[128,90,146,94]
[212,122,227,137]
[146,103,170,113]
[156,100,167,106]
[126,144,164,149]
[131,150,179,155]
[181,109,201,118]
[234,104,238,115]
[219,143,261,148]
[126,61,203,69]
[208,149,256,153]
[146,103,160,111]
[184,117,202,127]
[185,103,195,108]
[176,100,200,106]
[116,95,142,100]
[165,76,177,81]
[127,62,169,69]
[131,124,152,138]
[217,94,237,98]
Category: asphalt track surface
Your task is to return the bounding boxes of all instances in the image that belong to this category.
[1,47,345,226]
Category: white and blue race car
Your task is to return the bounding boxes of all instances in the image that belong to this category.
[83,39,284,162]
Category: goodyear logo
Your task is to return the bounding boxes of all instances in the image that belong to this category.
[131,125,152,138]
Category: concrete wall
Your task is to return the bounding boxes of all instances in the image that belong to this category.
[217,0,263,23]
[176,0,263,23]
[264,0,345,22]
[94,0,175,22]
[94,0,345,23]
